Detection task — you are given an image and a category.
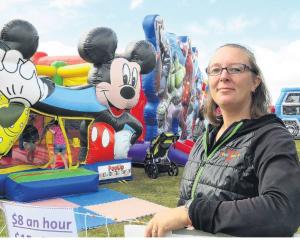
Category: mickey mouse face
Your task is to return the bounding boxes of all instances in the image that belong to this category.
[95,58,141,117]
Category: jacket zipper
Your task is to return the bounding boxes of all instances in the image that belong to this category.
[191,122,243,199]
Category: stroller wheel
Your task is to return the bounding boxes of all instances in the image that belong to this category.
[147,163,159,179]
[144,163,150,174]
[168,162,179,176]
[144,159,152,174]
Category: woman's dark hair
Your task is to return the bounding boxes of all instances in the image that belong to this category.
[204,43,271,126]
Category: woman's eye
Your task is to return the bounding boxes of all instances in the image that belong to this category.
[211,67,221,74]
[229,67,242,73]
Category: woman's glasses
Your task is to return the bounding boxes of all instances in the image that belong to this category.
[206,63,257,76]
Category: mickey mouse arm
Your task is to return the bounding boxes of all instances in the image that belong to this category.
[126,113,143,144]
[95,111,142,144]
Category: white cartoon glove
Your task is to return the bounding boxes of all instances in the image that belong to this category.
[0,49,48,106]
[114,130,133,159]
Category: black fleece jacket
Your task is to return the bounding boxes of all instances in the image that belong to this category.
[184,114,300,236]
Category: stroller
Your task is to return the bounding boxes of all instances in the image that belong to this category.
[144,132,179,179]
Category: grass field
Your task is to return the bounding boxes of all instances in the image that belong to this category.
[0,140,299,237]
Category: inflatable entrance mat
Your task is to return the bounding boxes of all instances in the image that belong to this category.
[5,168,98,202]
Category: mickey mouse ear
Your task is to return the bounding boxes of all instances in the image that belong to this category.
[124,40,156,74]
[0,40,10,51]
[0,19,39,59]
[78,27,118,65]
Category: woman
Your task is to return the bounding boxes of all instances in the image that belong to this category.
[145,44,300,237]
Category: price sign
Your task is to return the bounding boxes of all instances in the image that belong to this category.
[3,202,78,237]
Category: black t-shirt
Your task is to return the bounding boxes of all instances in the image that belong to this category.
[22,124,39,143]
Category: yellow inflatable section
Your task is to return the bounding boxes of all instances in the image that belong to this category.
[63,76,88,86]
[36,63,91,86]
[57,63,91,77]
[0,93,30,157]
[36,65,56,77]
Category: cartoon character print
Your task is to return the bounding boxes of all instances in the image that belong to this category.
[87,122,115,162]
[179,37,194,140]
[0,93,30,157]
[85,55,143,161]
[0,20,48,158]
[95,58,141,117]
[77,27,156,162]
[0,21,156,163]
[154,16,171,98]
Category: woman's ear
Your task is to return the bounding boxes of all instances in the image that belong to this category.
[252,75,261,92]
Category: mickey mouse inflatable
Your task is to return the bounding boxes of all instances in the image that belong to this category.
[75,27,156,161]
[0,19,156,163]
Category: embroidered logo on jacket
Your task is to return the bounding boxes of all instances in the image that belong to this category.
[219,148,241,161]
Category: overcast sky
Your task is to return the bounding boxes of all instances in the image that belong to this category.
[1,0,300,103]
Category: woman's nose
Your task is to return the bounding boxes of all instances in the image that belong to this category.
[220,68,230,76]
[219,68,230,81]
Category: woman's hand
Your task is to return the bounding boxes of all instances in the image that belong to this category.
[144,206,192,237]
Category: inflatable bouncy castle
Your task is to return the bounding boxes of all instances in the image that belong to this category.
[141,15,205,141]
[0,15,207,201]
[128,15,206,166]
[0,19,156,201]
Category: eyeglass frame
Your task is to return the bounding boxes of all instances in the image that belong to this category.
[205,63,258,76]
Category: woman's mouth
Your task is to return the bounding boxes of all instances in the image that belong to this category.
[218,87,234,92]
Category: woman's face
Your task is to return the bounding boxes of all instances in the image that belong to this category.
[208,46,261,111]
